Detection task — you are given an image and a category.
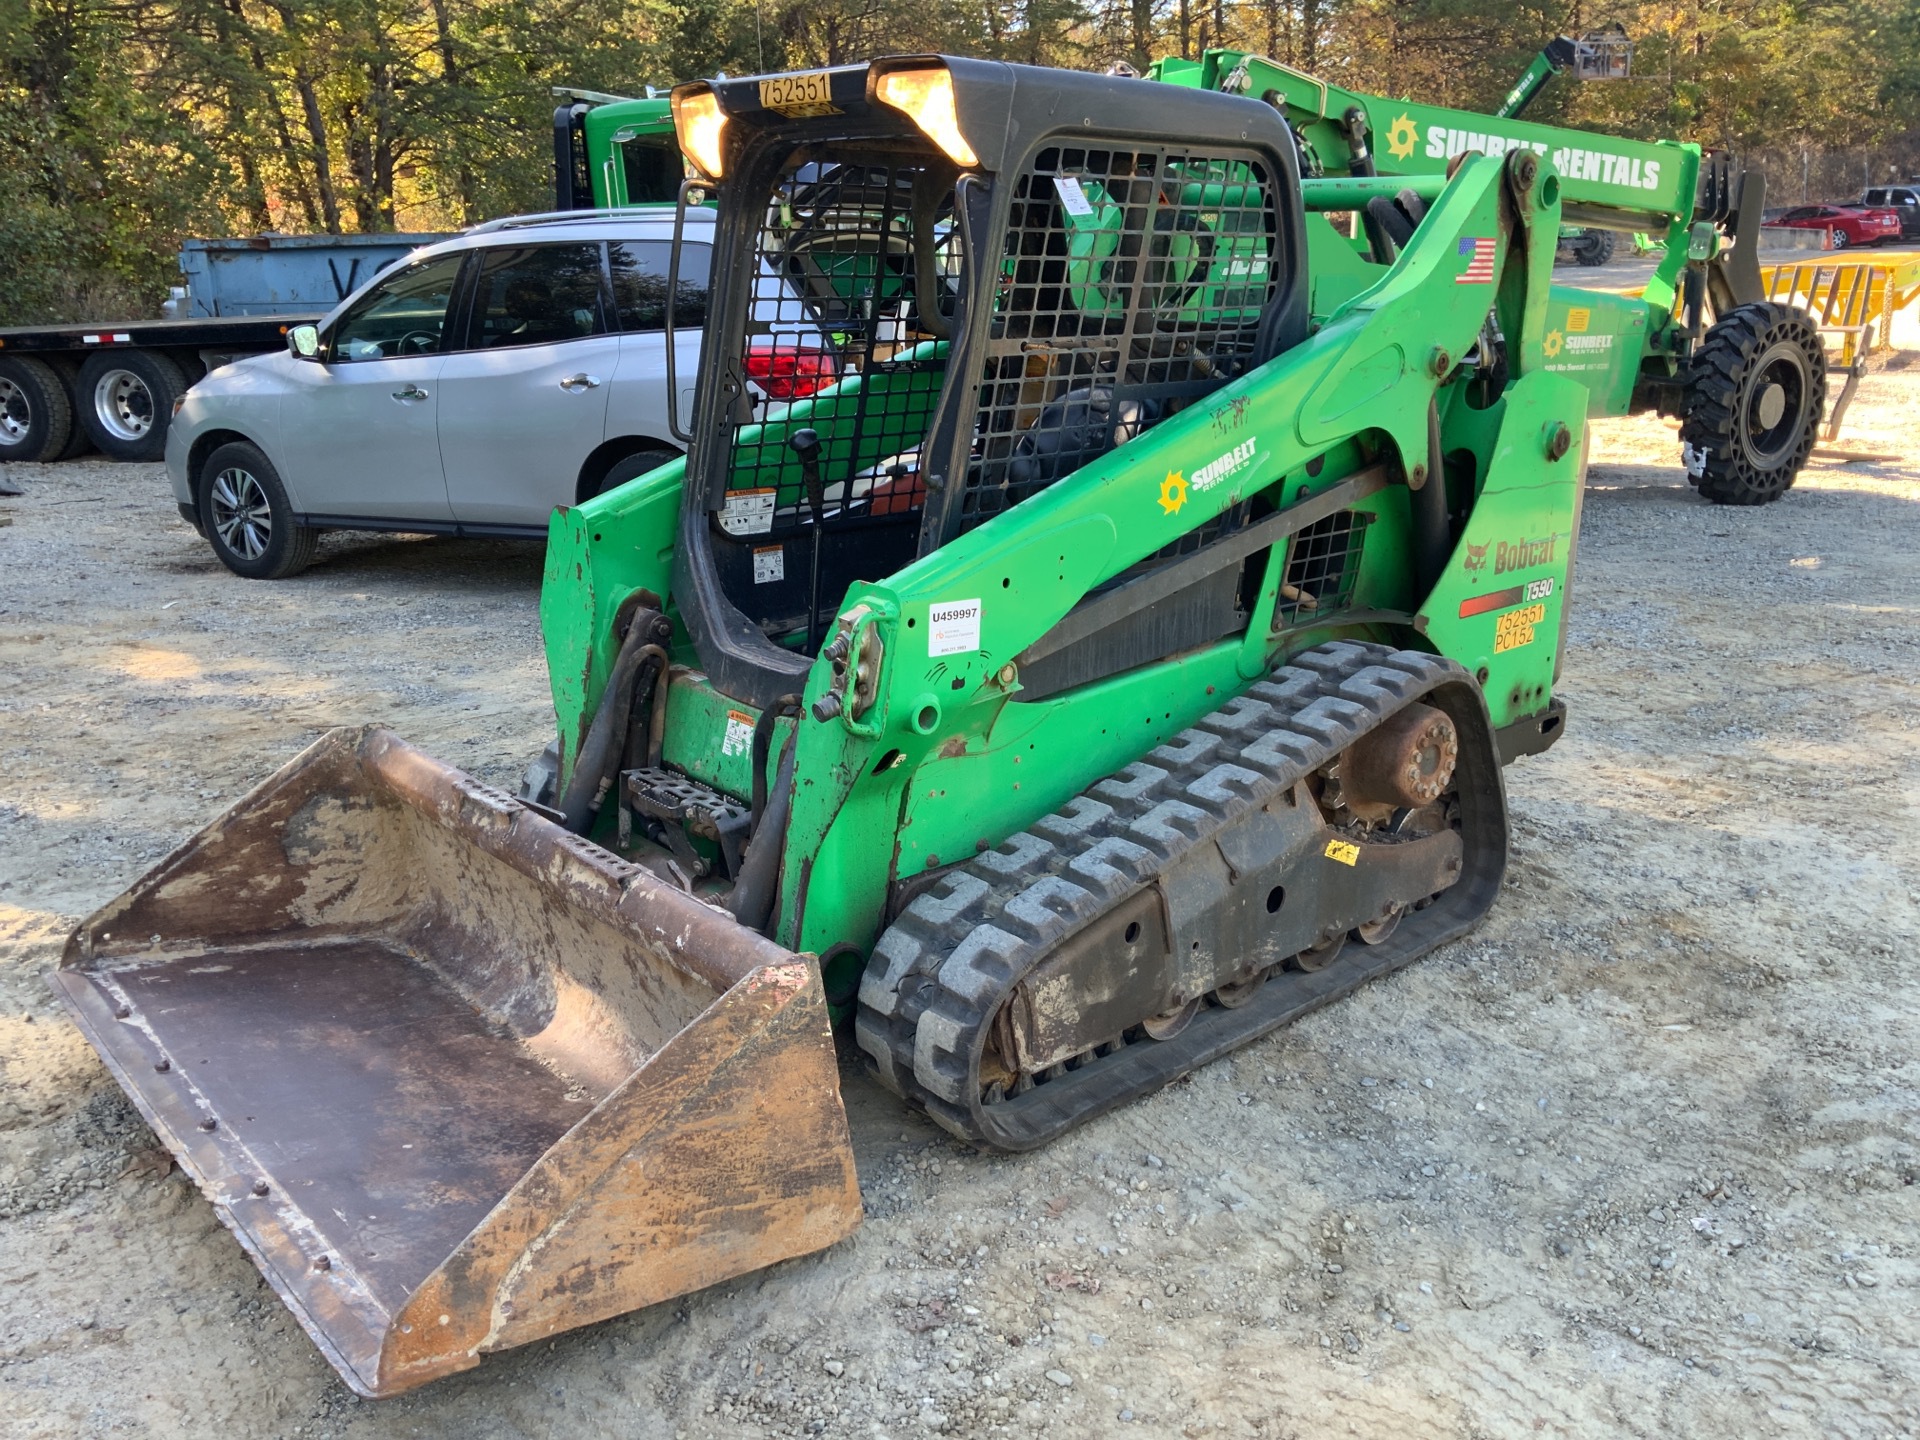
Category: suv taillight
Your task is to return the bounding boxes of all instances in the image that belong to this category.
[744,339,838,400]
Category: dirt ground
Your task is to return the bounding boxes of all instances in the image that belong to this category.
[2,302,1917,1440]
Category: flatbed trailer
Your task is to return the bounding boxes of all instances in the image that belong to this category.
[0,314,315,466]
[1,232,444,465]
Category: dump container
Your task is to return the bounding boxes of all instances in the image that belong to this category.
[177,234,450,317]
[51,727,861,1397]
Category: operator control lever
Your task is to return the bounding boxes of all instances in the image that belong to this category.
[788,428,825,512]
[788,428,829,652]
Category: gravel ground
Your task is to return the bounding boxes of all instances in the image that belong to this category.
[1,304,1917,1439]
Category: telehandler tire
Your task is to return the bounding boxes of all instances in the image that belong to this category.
[1680,302,1826,506]
[1565,229,1616,266]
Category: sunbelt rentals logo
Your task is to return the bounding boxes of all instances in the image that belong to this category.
[1190,436,1258,494]
[1421,125,1663,192]
[1386,114,1419,161]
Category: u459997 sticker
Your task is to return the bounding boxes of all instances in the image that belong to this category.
[928,598,981,657]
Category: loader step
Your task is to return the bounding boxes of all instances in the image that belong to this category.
[856,641,1508,1151]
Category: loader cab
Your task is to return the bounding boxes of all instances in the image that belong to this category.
[670,57,1309,707]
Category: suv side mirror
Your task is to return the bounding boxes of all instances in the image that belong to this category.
[287,323,322,361]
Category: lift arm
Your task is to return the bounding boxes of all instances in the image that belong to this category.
[1497,37,1578,119]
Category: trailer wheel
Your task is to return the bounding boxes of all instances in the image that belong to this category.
[0,356,76,464]
[1680,302,1827,506]
[77,350,185,462]
[197,440,318,579]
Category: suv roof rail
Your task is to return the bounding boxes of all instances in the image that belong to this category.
[549,86,639,105]
[463,205,695,235]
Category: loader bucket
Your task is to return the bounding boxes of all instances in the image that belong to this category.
[50,727,861,1398]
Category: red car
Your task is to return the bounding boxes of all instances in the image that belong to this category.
[1767,203,1902,248]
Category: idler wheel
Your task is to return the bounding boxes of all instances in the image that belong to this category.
[1212,970,1269,1009]
[1142,998,1201,1040]
[1353,905,1404,946]
[1290,935,1347,973]
[1341,703,1458,810]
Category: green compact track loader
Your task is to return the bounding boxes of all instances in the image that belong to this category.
[62,57,1608,1395]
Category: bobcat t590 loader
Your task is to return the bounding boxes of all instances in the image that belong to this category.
[60,57,1597,1394]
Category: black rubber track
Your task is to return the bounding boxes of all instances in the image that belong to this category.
[1680,301,1827,506]
[856,641,1510,1151]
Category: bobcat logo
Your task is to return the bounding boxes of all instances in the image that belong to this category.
[1464,541,1489,572]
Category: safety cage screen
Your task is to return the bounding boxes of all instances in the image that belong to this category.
[712,150,955,645]
[952,144,1282,540]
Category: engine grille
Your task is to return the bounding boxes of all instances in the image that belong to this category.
[1274,509,1371,626]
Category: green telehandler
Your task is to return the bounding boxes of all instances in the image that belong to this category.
[1153,47,1829,506]
[61,55,1645,1395]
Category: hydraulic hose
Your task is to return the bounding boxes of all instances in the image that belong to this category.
[623,647,673,774]
[1410,396,1452,598]
[558,611,666,833]
[728,725,799,933]
[749,694,803,833]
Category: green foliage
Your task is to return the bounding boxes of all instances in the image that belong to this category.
[4,0,1918,323]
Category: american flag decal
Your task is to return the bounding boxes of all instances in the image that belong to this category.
[1456,235,1496,284]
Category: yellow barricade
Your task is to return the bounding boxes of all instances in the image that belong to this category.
[1759,252,1920,438]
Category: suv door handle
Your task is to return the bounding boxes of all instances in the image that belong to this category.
[391,384,430,402]
[559,373,603,392]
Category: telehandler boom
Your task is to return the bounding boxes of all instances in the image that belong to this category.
[66,55,1629,1394]
[1153,48,1828,505]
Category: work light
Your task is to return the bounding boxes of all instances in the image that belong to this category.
[673,88,728,179]
[874,66,978,167]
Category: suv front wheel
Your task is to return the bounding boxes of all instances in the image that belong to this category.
[198,440,319,579]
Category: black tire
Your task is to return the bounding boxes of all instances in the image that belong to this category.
[1571,229,1616,267]
[587,446,678,500]
[0,356,76,463]
[196,440,318,579]
[1830,230,1849,250]
[1680,302,1827,506]
[76,350,185,462]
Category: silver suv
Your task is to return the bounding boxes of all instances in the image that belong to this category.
[167,210,824,579]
